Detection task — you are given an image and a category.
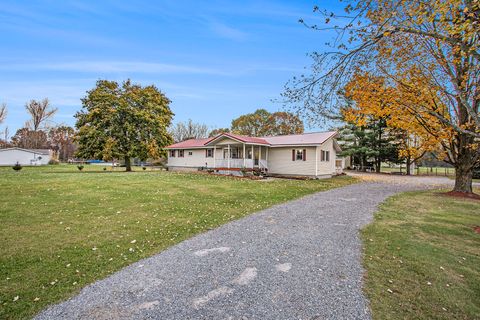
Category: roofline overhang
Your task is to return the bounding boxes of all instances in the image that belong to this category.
[164,146,210,150]
[204,133,269,146]
[165,142,270,149]
[0,147,50,155]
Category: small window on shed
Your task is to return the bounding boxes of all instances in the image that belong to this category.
[170,150,176,157]
[188,151,193,156]
[178,150,184,157]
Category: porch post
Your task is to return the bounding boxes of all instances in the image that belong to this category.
[259,146,262,168]
[227,144,230,169]
[266,147,268,166]
[315,146,318,177]
[243,143,246,167]
[213,147,216,168]
[251,145,254,168]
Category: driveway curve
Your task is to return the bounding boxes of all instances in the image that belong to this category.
[35,176,459,320]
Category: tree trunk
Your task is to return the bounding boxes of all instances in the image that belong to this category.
[452,128,477,193]
[125,157,132,172]
[454,160,473,194]
[375,158,381,173]
[406,158,411,176]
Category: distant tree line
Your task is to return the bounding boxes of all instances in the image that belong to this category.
[0,99,76,161]
[169,109,304,142]
[1,81,305,171]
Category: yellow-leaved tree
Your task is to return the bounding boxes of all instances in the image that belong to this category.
[284,0,479,193]
[344,72,451,175]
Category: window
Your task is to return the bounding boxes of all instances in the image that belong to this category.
[223,147,241,159]
[206,148,213,158]
[231,147,240,159]
[296,149,304,160]
[321,150,330,162]
[170,150,175,157]
[292,149,306,161]
[178,150,184,157]
[188,151,193,156]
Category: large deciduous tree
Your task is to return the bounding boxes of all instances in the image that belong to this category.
[75,80,174,171]
[231,109,272,136]
[231,109,304,136]
[284,0,480,193]
[48,126,76,161]
[209,127,230,137]
[343,73,443,175]
[25,98,57,131]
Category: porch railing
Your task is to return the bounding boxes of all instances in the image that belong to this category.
[215,158,266,169]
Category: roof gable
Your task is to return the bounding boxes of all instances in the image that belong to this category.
[204,133,269,146]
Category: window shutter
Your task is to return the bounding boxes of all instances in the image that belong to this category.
[292,149,295,161]
[303,149,306,161]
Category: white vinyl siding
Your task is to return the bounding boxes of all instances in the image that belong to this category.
[166,136,339,177]
[0,149,51,166]
[167,148,215,168]
[316,139,336,175]
[268,147,316,176]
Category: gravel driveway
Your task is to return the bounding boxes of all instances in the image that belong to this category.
[35,175,463,320]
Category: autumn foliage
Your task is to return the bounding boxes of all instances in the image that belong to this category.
[285,0,479,193]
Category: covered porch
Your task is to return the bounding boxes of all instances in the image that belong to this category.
[213,144,268,170]
[204,134,268,170]
[205,134,269,170]
[213,143,268,169]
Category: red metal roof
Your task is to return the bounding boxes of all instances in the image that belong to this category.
[208,132,270,145]
[165,131,337,149]
[262,131,337,146]
[166,138,211,149]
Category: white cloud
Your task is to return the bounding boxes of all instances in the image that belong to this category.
[0,61,234,76]
[209,21,248,41]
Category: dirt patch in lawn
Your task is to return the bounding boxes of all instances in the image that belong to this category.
[441,191,480,201]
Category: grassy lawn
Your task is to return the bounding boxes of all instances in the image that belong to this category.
[362,189,480,319]
[0,165,356,319]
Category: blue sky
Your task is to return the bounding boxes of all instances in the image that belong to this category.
[0,0,340,134]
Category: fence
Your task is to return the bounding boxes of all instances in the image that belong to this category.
[415,166,455,176]
[352,165,456,176]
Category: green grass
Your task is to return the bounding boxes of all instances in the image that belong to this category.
[362,189,480,319]
[0,165,356,319]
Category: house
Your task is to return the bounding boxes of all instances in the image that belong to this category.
[165,131,343,178]
[0,147,52,166]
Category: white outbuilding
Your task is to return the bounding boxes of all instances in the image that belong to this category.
[0,148,52,166]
